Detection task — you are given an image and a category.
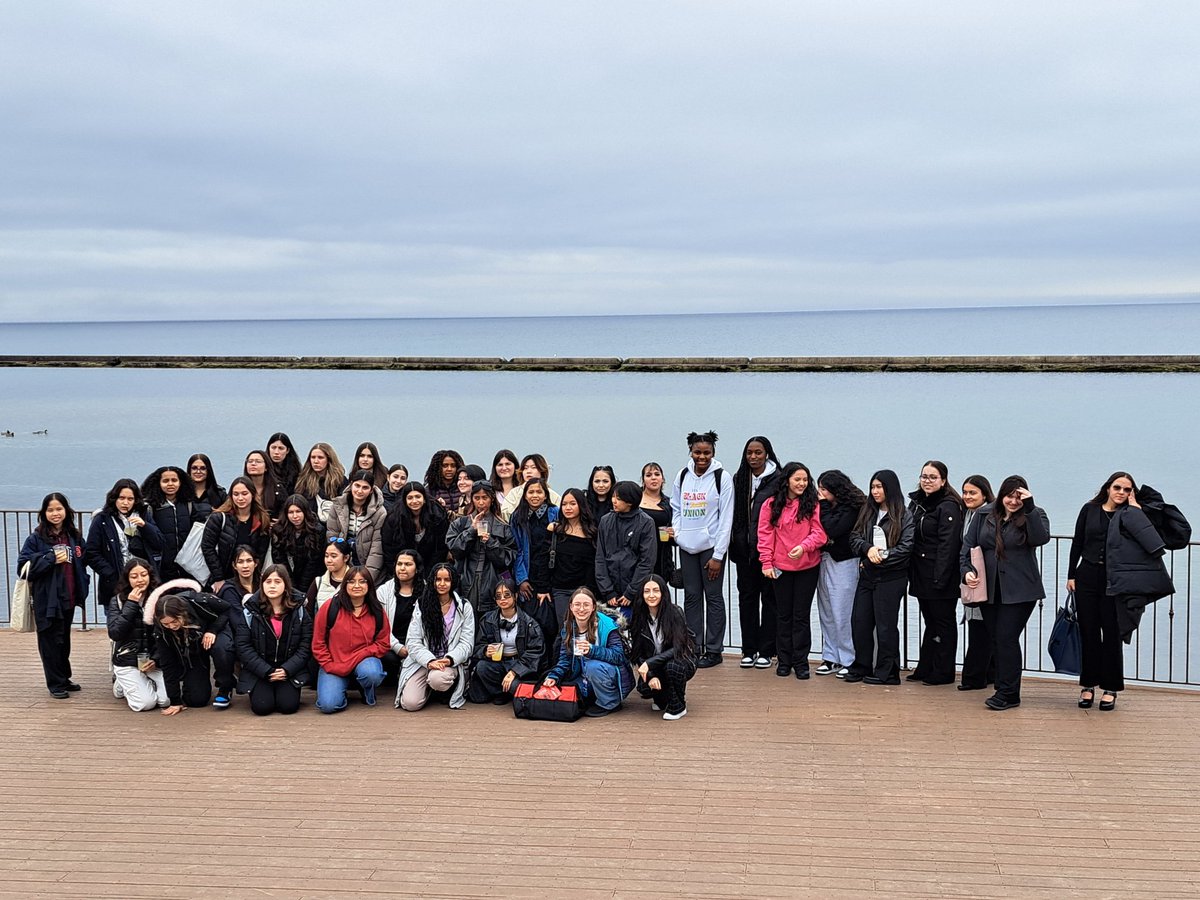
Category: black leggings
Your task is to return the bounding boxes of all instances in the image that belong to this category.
[249,679,302,715]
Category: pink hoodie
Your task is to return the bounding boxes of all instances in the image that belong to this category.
[756,497,827,572]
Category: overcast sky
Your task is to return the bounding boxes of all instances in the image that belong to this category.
[1,2,1197,322]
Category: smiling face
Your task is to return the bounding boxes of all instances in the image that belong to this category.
[643,578,663,612]
[388,468,407,491]
[787,468,809,499]
[115,488,136,516]
[189,459,208,485]
[690,441,714,475]
[495,456,515,480]
[160,470,180,500]
[570,593,595,625]
[268,441,289,464]
[457,471,474,494]
[45,499,67,528]
[406,490,426,514]
[261,571,287,600]
[961,482,985,510]
[920,465,945,496]
[309,448,327,473]
[744,440,767,474]
[1107,477,1134,506]
[524,482,546,509]
[345,571,370,601]
[1002,491,1025,516]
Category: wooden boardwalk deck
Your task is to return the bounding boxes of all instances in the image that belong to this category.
[1,630,1198,899]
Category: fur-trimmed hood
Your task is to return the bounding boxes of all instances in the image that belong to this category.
[143,577,203,624]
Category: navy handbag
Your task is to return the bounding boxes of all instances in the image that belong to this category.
[1048,592,1082,676]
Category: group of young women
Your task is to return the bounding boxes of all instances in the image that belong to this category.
[17,431,1176,717]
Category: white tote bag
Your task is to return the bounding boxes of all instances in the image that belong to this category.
[175,520,212,584]
[10,562,35,632]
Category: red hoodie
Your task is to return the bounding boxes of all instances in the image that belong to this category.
[311,601,391,677]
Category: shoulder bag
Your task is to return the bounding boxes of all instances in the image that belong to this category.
[10,562,34,632]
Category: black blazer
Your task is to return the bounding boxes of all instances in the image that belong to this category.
[960,498,1051,605]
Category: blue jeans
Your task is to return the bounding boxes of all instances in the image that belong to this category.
[316,657,385,714]
[578,657,631,711]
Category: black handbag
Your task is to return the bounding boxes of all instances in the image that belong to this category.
[666,546,684,590]
[1048,592,1082,676]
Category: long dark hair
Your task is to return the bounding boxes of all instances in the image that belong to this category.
[511,477,555,530]
[266,432,302,490]
[962,474,995,505]
[396,482,446,532]
[917,460,964,507]
[586,465,616,504]
[216,476,272,531]
[817,470,866,510]
[468,481,502,518]
[490,449,522,493]
[732,435,780,500]
[257,563,298,613]
[854,469,906,546]
[271,494,324,556]
[35,492,81,541]
[353,441,389,489]
[630,574,695,661]
[186,453,224,504]
[116,556,159,600]
[102,478,146,518]
[767,462,818,527]
[230,544,262,591]
[1089,471,1138,505]
[417,563,459,652]
[424,449,465,492]
[990,474,1031,561]
[558,487,597,540]
[141,466,189,507]
[324,565,385,645]
[244,449,280,508]
[392,548,427,600]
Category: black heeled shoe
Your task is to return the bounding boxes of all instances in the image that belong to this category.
[1098,692,1117,711]
[1078,688,1094,709]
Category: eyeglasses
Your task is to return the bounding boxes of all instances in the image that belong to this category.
[190,465,207,472]
[919,474,941,481]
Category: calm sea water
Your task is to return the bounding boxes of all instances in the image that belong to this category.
[2,306,1197,679]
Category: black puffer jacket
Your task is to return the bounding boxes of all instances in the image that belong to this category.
[234,591,314,691]
[270,524,327,595]
[470,607,546,680]
[201,512,270,586]
[908,488,963,600]
[818,499,862,562]
[1105,505,1174,600]
[106,595,156,668]
[150,501,198,579]
[145,581,231,705]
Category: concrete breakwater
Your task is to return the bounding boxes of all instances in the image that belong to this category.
[2,354,1199,373]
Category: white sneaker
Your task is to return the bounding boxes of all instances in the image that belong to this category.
[663,708,687,720]
[112,678,124,699]
[815,662,837,676]
[754,655,772,669]
[834,667,850,679]
[739,655,755,668]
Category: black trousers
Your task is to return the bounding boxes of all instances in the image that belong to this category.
[249,679,302,715]
[980,600,1036,702]
[521,594,560,674]
[637,657,697,715]
[911,596,958,683]
[467,659,532,704]
[176,635,237,706]
[849,575,906,680]
[381,649,402,687]
[36,616,74,692]
[1075,561,1125,693]
[960,616,995,688]
[775,568,819,670]
[736,561,776,658]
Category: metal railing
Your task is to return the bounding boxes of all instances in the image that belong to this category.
[3,508,1195,688]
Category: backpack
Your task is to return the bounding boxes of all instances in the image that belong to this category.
[677,467,723,496]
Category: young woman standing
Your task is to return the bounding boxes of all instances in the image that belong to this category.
[814,470,866,677]
[729,436,782,669]
[234,563,313,716]
[352,441,390,490]
[201,476,271,590]
[141,465,193,580]
[639,462,676,582]
[490,449,523,509]
[547,487,599,624]
[586,465,616,521]
[19,493,88,699]
[244,449,287,517]
[184,453,226,521]
[595,482,657,621]
[266,433,302,495]
[446,481,517,618]
[295,442,347,525]
[757,462,827,679]
[960,475,1051,710]
[397,563,476,711]
[381,482,450,572]
[424,449,466,513]
[958,475,996,691]
[907,461,965,685]
[500,454,561,519]
[670,431,734,667]
[270,495,326,593]
[326,470,389,583]
[844,470,914,686]
[85,478,164,609]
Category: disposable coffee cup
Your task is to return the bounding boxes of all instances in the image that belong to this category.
[478,520,490,538]
[657,526,670,543]
[137,652,151,670]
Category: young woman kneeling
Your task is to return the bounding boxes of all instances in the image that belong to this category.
[397,563,476,711]
[145,579,236,714]
[311,566,390,713]
[542,587,633,717]
[629,574,698,720]
[468,580,546,704]
[107,558,169,711]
